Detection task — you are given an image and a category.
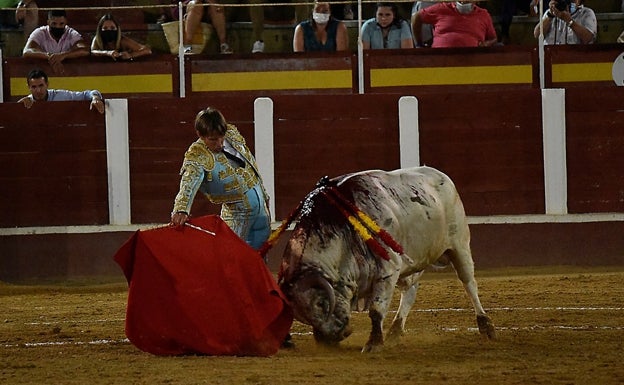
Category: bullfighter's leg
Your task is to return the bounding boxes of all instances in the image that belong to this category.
[448,247,496,339]
[387,271,423,342]
[363,271,399,353]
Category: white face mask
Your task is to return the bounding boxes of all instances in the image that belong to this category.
[455,2,474,14]
[313,12,330,24]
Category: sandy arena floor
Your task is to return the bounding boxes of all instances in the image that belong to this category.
[1,266,623,385]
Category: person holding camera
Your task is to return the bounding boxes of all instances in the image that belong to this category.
[533,0,596,44]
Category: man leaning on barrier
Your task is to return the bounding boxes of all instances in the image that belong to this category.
[17,69,105,114]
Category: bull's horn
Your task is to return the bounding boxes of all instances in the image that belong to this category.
[298,273,336,319]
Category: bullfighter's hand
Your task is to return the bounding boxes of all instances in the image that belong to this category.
[170,212,189,227]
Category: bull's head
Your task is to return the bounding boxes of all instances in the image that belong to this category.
[281,271,353,345]
[279,178,367,345]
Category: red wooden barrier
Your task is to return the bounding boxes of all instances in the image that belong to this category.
[188,52,358,96]
[3,55,178,101]
[0,100,108,227]
[270,93,401,218]
[565,86,624,213]
[364,45,539,93]
[416,88,545,216]
[545,44,624,88]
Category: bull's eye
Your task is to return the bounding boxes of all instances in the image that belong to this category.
[313,297,329,315]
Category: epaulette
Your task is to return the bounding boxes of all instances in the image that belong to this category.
[226,124,246,146]
[183,140,215,172]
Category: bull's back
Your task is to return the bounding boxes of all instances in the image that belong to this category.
[344,167,467,270]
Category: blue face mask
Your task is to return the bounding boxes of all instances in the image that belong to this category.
[570,3,577,14]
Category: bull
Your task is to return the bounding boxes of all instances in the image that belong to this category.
[278,166,496,353]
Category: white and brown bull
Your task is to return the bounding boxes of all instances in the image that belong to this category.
[278,166,496,353]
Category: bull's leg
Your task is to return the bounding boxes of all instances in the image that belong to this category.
[387,271,423,342]
[449,247,496,339]
[362,272,398,353]
[365,309,384,352]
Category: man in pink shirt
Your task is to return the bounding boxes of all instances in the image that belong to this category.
[412,1,497,48]
[22,9,89,74]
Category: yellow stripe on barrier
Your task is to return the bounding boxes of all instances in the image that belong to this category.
[10,74,172,96]
[552,62,613,83]
[192,70,352,92]
[370,65,533,87]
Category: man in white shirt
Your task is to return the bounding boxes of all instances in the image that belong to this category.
[533,0,596,45]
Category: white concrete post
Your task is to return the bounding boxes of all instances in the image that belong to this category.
[541,88,568,214]
[178,1,186,98]
[254,97,275,221]
[398,96,420,168]
[105,99,132,225]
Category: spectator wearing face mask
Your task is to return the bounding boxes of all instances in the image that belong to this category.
[362,2,414,49]
[91,14,152,61]
[22,9,89,74]
[533,0,596,45]
[411,1,497,48]
[293,1,349,52]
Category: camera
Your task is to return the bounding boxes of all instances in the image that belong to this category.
[555,0,571,11]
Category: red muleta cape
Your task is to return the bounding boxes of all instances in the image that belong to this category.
[113,215,293,356]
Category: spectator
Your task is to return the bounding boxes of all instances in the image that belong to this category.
[15,0,38,36]
[244,0,315,53]
[248,0,265,53]
[17,69,105,114]
[91,14,152,61]
[362,2,413,49]
[175,0,232,54]
[533,0,596,45]
[247,0,318,53]
[170,107,270,250]
[499,0,539,45]
[411,1,436,47]
[411,1,497,48]
[22,9,89,74]
[293,1,349,52]
[1,0,37,36]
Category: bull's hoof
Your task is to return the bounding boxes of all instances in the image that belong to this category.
[386,322,404,343]
[361,342,383,353]
[477,314,497,339]
[362,333,384,353]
